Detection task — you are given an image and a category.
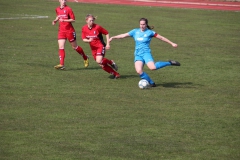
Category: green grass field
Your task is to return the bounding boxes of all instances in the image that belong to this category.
[0,0,240,159]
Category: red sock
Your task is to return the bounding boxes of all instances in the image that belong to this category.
[102,64,118,75]
[101,58,112,65]
[75,46,87,60]
[59,49,65,65]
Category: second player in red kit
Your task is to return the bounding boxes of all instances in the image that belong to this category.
[81,14,120,79]
[52,0,89,70]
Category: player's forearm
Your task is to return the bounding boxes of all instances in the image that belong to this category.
[105,34,110,45]
[157,35,174,45]
[82,38,91,43]
[111,33,128,39]
[53,16,59,23]
[66,19,75,22]
[163,38,175,45]
[156,34,177,47]
[60,19,75,23]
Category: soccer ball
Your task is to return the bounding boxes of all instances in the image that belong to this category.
[138,79,150,89]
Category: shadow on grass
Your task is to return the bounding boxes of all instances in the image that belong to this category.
[157,82,202,88]
[25,63,102,71]
[67,67,101,71]
[108,74,139,79]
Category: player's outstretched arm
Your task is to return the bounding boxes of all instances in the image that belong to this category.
[155,34,178,48]
[109,33,130,42]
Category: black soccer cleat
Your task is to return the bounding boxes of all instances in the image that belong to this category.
[150,83,156,87]
[169,60,181,66]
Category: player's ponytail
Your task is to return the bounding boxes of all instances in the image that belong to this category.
[85,14,97,20]
[139,18,154,30]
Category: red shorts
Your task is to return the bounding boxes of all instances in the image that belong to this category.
[91,46,105,60]
[58,31,76,42]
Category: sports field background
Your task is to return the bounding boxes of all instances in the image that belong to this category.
[73,0,240,11]
[0,0,240,159]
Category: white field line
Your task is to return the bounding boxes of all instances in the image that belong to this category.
[134,0,240,7]
[0,15,48,20]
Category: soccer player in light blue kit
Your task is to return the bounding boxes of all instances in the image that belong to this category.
[109,18,180,87]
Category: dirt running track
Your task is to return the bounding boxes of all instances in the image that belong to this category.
[70,0,240,11]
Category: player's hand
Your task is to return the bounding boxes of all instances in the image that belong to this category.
[105,44,110,50]
[52,16,60,25]
[52,21,56,25]
[59,18,64,22]
[88,38,93,42]
[172,43,178,48]
[109,37,113,42]
[52,19,58,25]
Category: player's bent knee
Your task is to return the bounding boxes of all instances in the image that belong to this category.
[97,62,103,67]
[148,66,156,71]
[96,60,101,64]
[136,70,143,75]
[149,68,156,71]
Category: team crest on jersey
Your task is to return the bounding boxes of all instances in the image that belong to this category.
[94,31,96,34]
[64,10,66,13]
[144,34,147,37]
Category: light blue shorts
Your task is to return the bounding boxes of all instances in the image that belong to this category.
[134,52,154,64]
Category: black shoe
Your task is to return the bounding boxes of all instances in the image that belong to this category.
[169,60,180,66]
[150,83,156,87]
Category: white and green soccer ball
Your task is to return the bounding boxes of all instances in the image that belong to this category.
[138,79,150,89]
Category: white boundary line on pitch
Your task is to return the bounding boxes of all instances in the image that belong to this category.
[0,15,48,20]
[133,0,240,7]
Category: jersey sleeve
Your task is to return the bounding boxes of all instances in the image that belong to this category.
[128,29,136,37]
[150,30,157,37]
[68,8,75,20]
[98,25,108,35]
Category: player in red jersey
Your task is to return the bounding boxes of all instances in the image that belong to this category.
[81,14,120,79]
[52,0,89,70]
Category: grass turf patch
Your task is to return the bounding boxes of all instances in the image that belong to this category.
[0,0,240,159]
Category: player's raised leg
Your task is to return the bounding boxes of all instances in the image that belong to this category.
[147,60,180,70]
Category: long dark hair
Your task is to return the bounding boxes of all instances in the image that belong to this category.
[139,18,154,30]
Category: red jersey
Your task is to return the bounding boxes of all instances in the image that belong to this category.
[82,24,108,50]
[55,5,75,32]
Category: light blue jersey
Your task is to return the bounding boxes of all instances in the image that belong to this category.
[128,28,156,56]
[127,28,177,86]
